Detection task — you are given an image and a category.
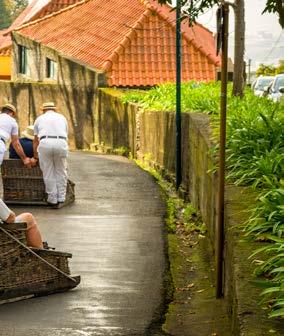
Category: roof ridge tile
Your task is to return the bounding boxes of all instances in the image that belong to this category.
[102,7,152,71]
[13,0,219,85]
[13,0,91,33]
[138,0,220,66]
[0,45,11,56]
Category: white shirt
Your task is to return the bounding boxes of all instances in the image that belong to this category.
[34,110,68,139]
[0,113,19,141]
[0,199,11,221]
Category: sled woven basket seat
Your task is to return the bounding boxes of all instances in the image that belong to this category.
[0,222,80,303]
[1,159,75,206]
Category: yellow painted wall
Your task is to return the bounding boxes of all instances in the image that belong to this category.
[0,55,11,79]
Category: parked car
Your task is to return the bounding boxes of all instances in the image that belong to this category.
[252,75,274,97]
[266,74,284,102]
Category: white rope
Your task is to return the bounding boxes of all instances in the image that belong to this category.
[0,226,77,283]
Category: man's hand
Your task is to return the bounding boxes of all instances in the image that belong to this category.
[30,157,38,167]
[6,211,16,223]
[11,135,32,167]
[23,157,32,168]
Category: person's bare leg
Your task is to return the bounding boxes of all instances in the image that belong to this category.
[16,213,43,248]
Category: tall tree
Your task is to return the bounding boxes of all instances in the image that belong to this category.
[156,0,284,97]
[263,0,284,27]
[256,63,276,76]
[276,59,284,73]
[0,0,12,29]
[232,0,245,96]
[256,59,284,76]
[10,0,28,21]
[0,0,28,30]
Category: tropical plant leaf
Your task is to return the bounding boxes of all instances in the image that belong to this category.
[271,267,284,273]
[260,287,281,295]
[269,308,284,318]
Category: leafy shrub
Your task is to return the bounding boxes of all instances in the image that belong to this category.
[250,239,284,318]
[123,81,220,113]
[182,203,206,234]
[166,198,178,233]
[245,187,284,236]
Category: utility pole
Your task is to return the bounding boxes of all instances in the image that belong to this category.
[248,58,252,85]
[216,2,229,299]
[175,0,182,190]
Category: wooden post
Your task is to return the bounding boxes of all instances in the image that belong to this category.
[216,2,229,299]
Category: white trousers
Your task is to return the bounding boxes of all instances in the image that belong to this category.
[0,141,6,165]
[38,139,68,204]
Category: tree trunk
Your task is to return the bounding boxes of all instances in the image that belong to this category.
[276,0,284,27]
[232,0,245,97]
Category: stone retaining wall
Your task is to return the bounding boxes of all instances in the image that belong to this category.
[93,89,137,158]
[0,83,138,155]
[0,80,96,149]
[139,110,217,245]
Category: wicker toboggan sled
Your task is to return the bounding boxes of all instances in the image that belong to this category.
[1,159,75,207]
[0,222,80,303]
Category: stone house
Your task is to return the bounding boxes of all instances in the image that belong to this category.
[216,58,234,82]
[0,0,80,80]
[10,0,220,87]
[0,44,11,80]
[0,0,220,150]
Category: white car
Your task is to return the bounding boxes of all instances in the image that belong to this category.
[266,74,284,102]
[252,76,274,97]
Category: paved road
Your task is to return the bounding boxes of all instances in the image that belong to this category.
[0,152,167,336]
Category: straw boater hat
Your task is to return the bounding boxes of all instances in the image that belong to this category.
[2,103,16,114]
[42,102,56,110]
[21,125,34,140]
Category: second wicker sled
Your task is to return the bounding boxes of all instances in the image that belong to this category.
[1,159,75,206]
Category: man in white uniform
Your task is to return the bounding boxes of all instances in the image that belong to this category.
[33,102,68,205]
[0,198,43,248]
[0,103,31,167]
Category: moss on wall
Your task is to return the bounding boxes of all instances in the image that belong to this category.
[99,87,125,98]
[93,88,137,157]
[138,109,217,245]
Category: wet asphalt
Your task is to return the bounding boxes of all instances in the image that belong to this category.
[0,152,167,336]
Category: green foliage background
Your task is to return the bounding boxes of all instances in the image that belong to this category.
[0,0,28,29]
[256,60,284,76]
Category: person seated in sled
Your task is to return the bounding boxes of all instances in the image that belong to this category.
[0,198,43,249]
[9,125,34,159]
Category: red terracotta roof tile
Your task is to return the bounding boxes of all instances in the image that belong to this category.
[0,0,80,52]
[15,0,220,86]
[0,46,10,56]
[0,28,11,50]
[32,0,79,20]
